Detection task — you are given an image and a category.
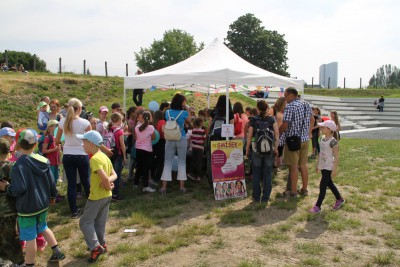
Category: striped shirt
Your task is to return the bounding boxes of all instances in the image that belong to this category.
[190,128,206,150]
[282,99,312,142]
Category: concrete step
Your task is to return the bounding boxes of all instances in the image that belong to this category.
[358,121,382,128]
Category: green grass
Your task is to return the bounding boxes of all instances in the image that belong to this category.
[3,72,400,266]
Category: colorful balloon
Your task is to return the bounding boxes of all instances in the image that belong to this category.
[148,101,159,112]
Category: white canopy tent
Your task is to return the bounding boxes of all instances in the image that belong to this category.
[124,38,304,119]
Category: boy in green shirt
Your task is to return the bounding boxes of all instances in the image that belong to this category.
[77,130,117,263]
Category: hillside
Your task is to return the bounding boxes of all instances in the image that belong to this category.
[1,72,399,128]
[0,72,254,128]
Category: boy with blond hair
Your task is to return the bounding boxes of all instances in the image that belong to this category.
[77,130,117,263]
[0,129,65,266]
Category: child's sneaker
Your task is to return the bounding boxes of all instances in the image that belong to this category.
[333,198,345,210]
[309,205,321,214]
[179,188,187,194]
[71,209,82,219]
[49,251,66,262]
[88,245,105,263]
[143,186,156,193]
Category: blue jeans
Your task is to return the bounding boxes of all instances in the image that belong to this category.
[112,154,124,197]
[161,138,187,181]
[251,152,273,202]
[63,154,90,214]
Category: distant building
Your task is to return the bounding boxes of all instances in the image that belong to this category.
[319,62,338,88]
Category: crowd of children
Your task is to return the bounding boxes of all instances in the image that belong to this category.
[0,91,346,266]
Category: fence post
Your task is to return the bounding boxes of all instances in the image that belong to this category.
[360,78,362,89]
[126,63,128,76]
[33,54,37,72]
[311,77,314,88]
[328,77,330,89]
[5,50,8,65]
[83,60,86,75]
[344,77,346,89]
[105,61,108,77]
[59,57,62,74]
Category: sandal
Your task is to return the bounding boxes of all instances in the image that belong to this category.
[297,189,309,196]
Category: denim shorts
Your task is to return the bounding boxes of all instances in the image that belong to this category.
[18,210,48,241]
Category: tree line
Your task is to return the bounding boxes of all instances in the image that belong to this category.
[0,50,48,72]
[135,13,289,77]
[369,64,400,89]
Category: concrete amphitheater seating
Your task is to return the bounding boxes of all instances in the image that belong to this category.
[247,93,400,130]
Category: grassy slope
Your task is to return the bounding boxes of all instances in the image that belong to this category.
[1,71,400,127]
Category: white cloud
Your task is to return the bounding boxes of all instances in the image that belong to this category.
[1,0,399,87]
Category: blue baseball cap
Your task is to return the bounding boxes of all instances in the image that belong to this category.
[76,130,103,146]
[0,127,16,137]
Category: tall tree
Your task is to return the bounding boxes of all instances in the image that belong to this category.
[225,13,289,76]
[369,64,400,88]
[135,29,204,73]
[0,50,47,72]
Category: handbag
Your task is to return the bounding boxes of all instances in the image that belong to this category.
[286,135,301,151]
[164,110,184,141]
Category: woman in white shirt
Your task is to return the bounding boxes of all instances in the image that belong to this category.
[56,98,91,218]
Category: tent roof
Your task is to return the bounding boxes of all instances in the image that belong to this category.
[124,38,303,91]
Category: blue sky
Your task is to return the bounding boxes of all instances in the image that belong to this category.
[1,0,399,88]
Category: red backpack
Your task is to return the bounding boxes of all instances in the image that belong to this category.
[234,113,243,136]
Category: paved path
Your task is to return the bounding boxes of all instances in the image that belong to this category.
[341,127,400,140]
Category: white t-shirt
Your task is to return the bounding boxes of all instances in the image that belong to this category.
[59,117,90,155]
[318,136,338,171]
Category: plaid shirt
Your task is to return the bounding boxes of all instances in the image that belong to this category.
[282,99,312,142]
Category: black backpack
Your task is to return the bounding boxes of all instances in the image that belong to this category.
[209,116,226,141]
[253,117,274,156]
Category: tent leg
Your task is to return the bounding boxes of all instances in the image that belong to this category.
[123,87,126,112]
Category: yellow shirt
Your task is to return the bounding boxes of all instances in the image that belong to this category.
[89,151,113,200]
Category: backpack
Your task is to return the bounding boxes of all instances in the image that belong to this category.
[38,135,53,156]
[209,116,226,141]
[253,117,274,156]
[103,127,120,161]
[234,113,242,136]
[164,110,184,141]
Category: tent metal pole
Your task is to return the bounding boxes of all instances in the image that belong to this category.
[123,86,126,113]
[226,84,229,141]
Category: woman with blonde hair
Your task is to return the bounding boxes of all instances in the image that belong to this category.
[56,98,91,218]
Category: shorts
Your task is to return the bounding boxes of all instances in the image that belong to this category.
[283,141,309,166]
[18,210,48,241]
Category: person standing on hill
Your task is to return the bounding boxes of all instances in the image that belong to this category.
[133,69,144,107]
[378,95,385,112]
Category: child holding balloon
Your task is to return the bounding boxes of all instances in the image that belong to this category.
[133,110,156,193]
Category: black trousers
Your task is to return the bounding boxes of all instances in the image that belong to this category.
[316,169,342,207]
[133,89,144,106]
[134,149,153,187]
[191,148,204,176]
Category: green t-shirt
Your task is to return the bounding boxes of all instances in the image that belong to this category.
[89,151,113,200]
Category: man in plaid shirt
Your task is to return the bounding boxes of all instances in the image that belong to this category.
[279,87,314,197]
